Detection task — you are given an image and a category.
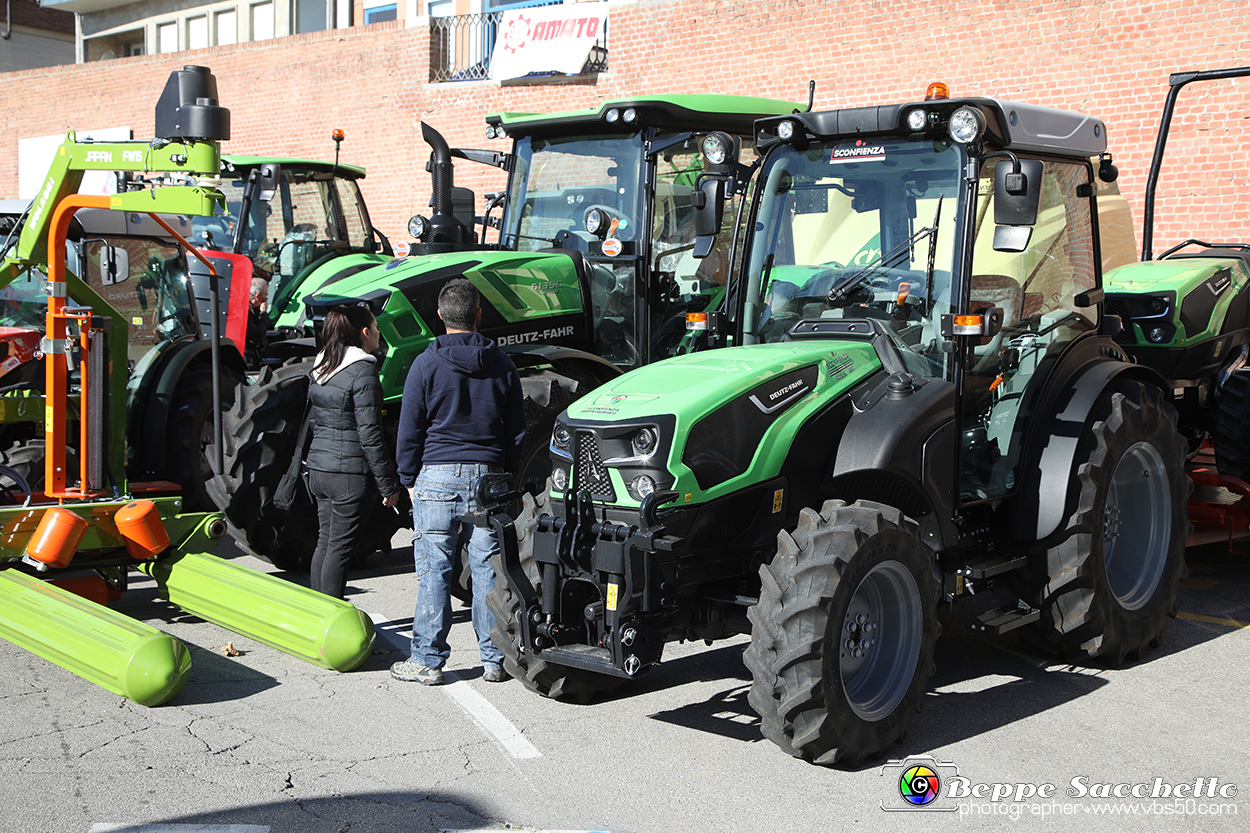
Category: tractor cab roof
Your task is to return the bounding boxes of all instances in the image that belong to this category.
[755,96,1107,159]
[219,155,367,179]
[488,95,804,138]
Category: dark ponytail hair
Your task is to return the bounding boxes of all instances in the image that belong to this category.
[314,304,375,377]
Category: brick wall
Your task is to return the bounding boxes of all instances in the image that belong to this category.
[1,0,1248,253]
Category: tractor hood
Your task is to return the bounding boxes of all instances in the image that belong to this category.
[1105,256,1250,345]
[555,339,883,507]
[296,248,591,399]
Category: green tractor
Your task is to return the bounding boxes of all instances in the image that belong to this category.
[477,84,1193,765]
[207,94,806,570]
[1101,66,1250,478]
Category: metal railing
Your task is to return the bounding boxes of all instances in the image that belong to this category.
[429,11,608,82]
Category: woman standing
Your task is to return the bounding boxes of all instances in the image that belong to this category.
[306,305,401,598]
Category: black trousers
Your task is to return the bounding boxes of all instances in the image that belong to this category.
[308,469,370,599]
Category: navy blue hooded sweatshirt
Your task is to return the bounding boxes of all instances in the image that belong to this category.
[395,331,526,487]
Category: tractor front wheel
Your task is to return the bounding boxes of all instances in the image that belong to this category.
[745,500,939,767]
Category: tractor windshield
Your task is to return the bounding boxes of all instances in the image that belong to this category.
[503,134,646,253]
[192,168,373,316]
[743,137,964,378]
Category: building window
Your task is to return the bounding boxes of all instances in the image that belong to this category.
[251,2,275,41]
[188,16,209,50]
[157,21,178,53]
[124,41,144,57]
[294,0,329,33]
[365,4,397,23]
[216,10,237,45]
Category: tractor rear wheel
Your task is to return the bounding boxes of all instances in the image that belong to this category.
[486,490,625,703]
[1025,381,1189,665]
[744,499,939,767]
[1214,367,1250,481]
[206,360,319,571]
[162,367,243,513]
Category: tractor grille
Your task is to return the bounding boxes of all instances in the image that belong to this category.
[574,431,616,502]
[1104,298,1138,345]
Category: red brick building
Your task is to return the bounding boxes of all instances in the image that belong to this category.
[1,0,1247,252]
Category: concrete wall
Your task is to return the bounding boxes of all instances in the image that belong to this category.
[1,0,1248,253]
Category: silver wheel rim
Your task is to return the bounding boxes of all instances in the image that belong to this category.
[839,560,922,721]
[1104,441,1170,611]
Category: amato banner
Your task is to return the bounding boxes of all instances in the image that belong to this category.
[489,3,608,82]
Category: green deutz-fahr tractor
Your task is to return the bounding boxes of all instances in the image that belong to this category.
[207,95,806,571]
[476,83,1196,766]
[1101,67,1250,480]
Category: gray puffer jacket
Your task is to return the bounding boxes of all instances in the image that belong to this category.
[305,347,400,497]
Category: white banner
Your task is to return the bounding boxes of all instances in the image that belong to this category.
[489,3,608,82]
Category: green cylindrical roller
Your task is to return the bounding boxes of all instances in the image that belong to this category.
[0,570,190,706]
[137,552,374,671]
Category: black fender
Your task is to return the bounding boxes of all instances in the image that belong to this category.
[503,343,622,388]
[827,374,960,550]
[128,339,247,475]
[1012,349,1168,542]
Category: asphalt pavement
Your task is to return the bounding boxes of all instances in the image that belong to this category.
[0,533,1247,833]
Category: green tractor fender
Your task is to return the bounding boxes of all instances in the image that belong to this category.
[1010,351,1168,542]
[127,338,247,476]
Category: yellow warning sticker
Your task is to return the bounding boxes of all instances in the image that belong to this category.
[606,583,619,611]
[772,489,784,513]
[684,493,692,503]
[132,317,144,326]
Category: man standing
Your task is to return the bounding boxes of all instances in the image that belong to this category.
[245,276,269,371]
[392,278,526,685]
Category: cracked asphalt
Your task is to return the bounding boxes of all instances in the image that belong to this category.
[0,536,1248,833]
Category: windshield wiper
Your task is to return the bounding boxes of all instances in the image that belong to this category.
[829,222,939,302]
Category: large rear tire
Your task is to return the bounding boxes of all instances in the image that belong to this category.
[1214,367,1250,481]
[744,500,939,767]
[486,490,625,703]
[206,360,319,571]
[1023,381,1189,665]
[162,367,243,513]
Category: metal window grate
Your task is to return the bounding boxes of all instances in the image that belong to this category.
[429,11,608,83]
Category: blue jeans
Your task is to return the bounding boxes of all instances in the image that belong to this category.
[409,463,503,670]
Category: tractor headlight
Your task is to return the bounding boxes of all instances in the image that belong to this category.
[777,120,797,141]
[948,107,984,144]
[605,108,620,124]
[629,474,657,500]
[585,208,610,238]
[552,423,572,450]
[551,466,569,491]
[907,108,928,131]
[623,108,638,124]
[702,132,732,166]
[1147,326,1168,343]
[631,427,658,457]
[408,214,431,241]
[485,125,498,140]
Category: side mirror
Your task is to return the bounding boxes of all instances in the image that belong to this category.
[257,163,281,203]
[99,245,129,285]
[992,159,1044,253]
[692,176,725,258]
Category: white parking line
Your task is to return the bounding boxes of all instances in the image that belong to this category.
[368,613,541,760]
